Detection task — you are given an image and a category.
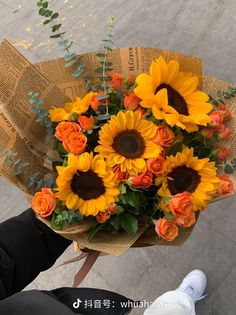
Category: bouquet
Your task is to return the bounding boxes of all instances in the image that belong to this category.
[0,1,235,257]
[31,53,234,244]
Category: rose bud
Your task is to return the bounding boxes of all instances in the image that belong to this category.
[216,147,230,161]
[90,92,109,111]
[113,165,129,182]
[200,127,214,139]
[217,104,232,121]
[147,156,166,176]
[124,93,141,111]
[127,75,134,84]
[96,211,110,224]
[176,212,196,228]
[155,218,178,241]
[63,132,87,155]
[108,72,124,91]
[209,110,224,127]
[169,192,194,218]
[153,126,175,147]
[32,188,56,218]
[78,116,94,130]
[107,203,117,215]
[55,122,81,142]
[217,124,232,140]
[129,172,153,189]
[217,173,234,195]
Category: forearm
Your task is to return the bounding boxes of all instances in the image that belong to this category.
[0,208,71,299]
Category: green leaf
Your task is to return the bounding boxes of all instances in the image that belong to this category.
[164,211,175,220]
[96,52,106,58]
[52,24,62,32]
[64,57,79,68]
[167,141,183,156]
[42,2,48,8]
[51,12,59,19]
[64,53,76,62]
[39,8,45,16]
[50,32,65,39]
[58,143,68,155]
[51,213,64,230]
[88,224,103,241]
[115,205,124,214]
[104,45,113,51]
[119,183,127,194]
[96,93,109,101]
[225,164,234,174]
[72,67,85,78]
[44,10,53,17]
[43,19,52,25]
[120,213,138,236]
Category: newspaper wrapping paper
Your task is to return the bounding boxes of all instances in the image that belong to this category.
[0,39,235,255]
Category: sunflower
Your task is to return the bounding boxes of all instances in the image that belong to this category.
[55,152,120,216]
[134,56,212,132]
[49,92,95,122]
[95,111,162,175]
[157,147,219,211]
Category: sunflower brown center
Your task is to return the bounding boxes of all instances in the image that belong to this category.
[71,170,105,200]
[167,166,200,195]
[112,129,145,159]
[155,83,189,116]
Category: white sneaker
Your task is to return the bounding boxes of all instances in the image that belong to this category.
[176,269,207,303]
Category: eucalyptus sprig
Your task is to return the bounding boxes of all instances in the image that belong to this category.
[36,0,90,88]
[209,86,236,106]
[28,91,54,135]
[95,16,115,116]
[0,147,47,190]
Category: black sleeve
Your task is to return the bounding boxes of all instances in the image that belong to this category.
[0,208,71,300]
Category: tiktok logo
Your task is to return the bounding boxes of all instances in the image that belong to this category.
[73,298,82,309]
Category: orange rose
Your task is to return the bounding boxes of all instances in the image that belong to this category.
[113,165,129,182]
[129,172,153,188]
[63,132,87,155]
[176,212,196,228]
[55,122,81,142]
[78,116,94,130]
[169,192,194,218]
[155,218,178,241]
[217,124,232,140]
[209,111,223,127]
[201,127,214,139]
[217,174,233,195]
[153,126,174,147]
[108,72,124,91]
[147,156,166,175]
[124,93,140,110]
[107,203,117,215]
[217,104,232,121]
[96,211,110,224]
[32,188,56,217]
[90,92,109,111]
[216,147,230,161]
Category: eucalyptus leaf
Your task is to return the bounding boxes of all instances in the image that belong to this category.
[225,164,234,174]
[51,12,59,19]
[52,24,62,32]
